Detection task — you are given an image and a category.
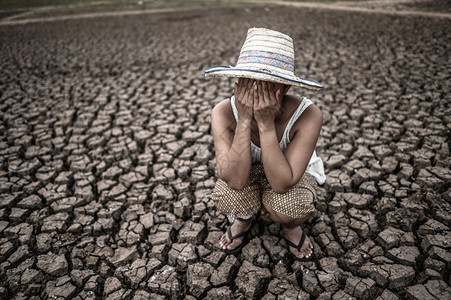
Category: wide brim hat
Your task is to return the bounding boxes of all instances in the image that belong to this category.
[204,28,324,91]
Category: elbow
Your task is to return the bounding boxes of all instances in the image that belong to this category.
[271,182,295,194]
[225,179,247,191]
[219,174,247,190]
[272,187,290,194]
[217,169,249,191]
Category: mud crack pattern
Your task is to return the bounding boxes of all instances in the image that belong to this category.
[0,4,450,300]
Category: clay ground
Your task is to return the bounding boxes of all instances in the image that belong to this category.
[0,1,450,299]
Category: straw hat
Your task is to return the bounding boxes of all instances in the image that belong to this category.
[204,28,324,91]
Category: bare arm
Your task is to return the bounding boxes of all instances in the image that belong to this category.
[211,78,256,190]
[254,81,322,193]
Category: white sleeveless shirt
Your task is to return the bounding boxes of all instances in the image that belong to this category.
[230,95,326,185]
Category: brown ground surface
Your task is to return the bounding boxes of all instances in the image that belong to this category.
[1,0,451,24]
[0,2,450,300]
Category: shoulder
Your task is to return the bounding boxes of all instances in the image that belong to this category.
[211,98,235,129]
[303,98,323,123]
[288,95,323,137]
[284,94,322,121]
[212,98,233,118]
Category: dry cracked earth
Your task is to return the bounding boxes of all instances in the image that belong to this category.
[0,3,450,300]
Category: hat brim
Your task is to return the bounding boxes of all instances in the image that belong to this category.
[204,65,324,91]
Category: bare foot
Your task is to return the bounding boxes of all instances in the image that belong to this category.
[283,226,313,260]
[219,218,253,251]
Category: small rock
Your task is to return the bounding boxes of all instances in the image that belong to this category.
[168,243,197,267]
[187,262,214,298]
[344,276,378,299]
[235,260,271,299]
[36,253,68,276]
[147,265,181,297]
[108,245,139,267]
[103,277,122,296]
[44,279,77,299]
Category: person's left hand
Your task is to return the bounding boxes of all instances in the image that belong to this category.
[253,80,282,131]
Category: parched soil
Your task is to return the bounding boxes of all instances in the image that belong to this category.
[0,3,450,300]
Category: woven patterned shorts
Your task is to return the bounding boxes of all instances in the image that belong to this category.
[211,164,317,219]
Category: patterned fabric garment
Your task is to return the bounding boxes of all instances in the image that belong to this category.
[218,96,326,221]
[212,164,317,220]
[237,50,295,72]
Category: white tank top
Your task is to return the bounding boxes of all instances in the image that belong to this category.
[230,95,326,185]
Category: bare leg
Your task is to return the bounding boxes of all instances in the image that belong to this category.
[219,217,253,251]
[263,203,313,260]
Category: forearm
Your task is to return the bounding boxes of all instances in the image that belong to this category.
[259,128,304,193]
[217,119,252,189]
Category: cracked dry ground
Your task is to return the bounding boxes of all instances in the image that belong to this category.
[0,4,450,300]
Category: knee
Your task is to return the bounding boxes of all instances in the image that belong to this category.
[273,211,298,226]
[273,210,309,227]
[263,203,309,226]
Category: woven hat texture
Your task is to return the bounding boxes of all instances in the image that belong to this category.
[204,28,324,91]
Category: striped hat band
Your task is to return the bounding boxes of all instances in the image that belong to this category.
[204,28,324,91]
[237,50,294,72]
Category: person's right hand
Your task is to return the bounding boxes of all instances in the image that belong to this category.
[234,78,255,122]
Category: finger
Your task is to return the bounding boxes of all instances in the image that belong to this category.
[254,81,260,108]
[237,79,244,98]
[244,79,254,103]
[258,81,265,106]
[242,78,250,95]
[237,78,242,88]
[271,82,279,103]
[252,81,257,109]
[238,78,247,101]
[246,78,254,92]
[275,88,281,104]
[253,81,260,110]
[241,78,249,94]
[263,81,271,104]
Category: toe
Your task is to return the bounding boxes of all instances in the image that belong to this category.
[223,239,230,247]
[303,240,312,255]
[231,236,245,251]
[226,239,238,250]
[226,243,234,250]
[290,246,304,259]
[221,237,230,249]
